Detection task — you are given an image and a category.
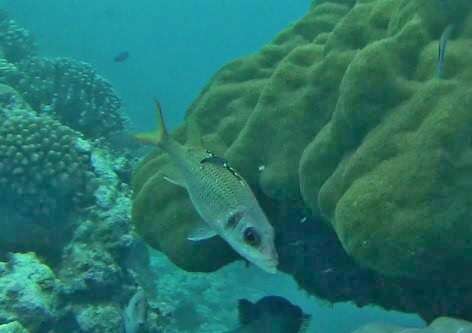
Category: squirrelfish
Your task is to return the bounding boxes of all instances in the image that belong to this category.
[135,101,278,273]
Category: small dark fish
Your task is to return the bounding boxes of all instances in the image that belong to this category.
[227,296,311,333]
[437,24,454,79]
[114,51,129,63]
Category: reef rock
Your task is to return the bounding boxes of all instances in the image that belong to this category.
[0,13,165,333]
[132,0,472,323]
[0,321,29,333]
[0,252,58,331]
[353,316,472,333]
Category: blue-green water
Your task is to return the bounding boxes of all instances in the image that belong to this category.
[0,1,461,332]
[2,0,310,130]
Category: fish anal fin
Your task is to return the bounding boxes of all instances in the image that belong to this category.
[237,299,258,325]
[187,222,217,241]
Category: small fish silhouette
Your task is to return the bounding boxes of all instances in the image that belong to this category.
[114,51,129,63]
[227,296,311,333]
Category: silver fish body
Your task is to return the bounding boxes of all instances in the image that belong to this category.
[163,134,278,273]
[136,101,278,273]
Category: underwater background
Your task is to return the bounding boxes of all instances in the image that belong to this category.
[1,0,472,332]
[1,0,313,131]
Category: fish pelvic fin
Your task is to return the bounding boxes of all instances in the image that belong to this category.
[187,222,218,241]
[133,99,169,147]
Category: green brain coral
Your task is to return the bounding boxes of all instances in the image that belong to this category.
[133,0,472,279]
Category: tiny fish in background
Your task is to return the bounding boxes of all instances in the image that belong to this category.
[114,51,129,63]
[436,24,454,79]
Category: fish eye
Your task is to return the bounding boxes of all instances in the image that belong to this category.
[243,227,261,247]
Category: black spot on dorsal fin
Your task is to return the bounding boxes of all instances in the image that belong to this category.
[200,155,227,166]
[200,150,244,182]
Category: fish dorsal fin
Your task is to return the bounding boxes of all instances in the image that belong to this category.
[133,99,169,147]
[238,299,259,325]
[187,222,218,241]
[298,314,312,333]
[200,151,244,182]
[185,115,203,147]
[201,154,227,166]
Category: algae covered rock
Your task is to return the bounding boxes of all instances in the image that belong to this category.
[0,252,58,331]
[132,0,472,282]
[75,304,123,333]
[0,322,29,333]
[299,0,472,278]
[353,316,472,333]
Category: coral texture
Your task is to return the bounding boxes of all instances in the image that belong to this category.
[10,57,125,139]
[133,0,472,279]
[0,11,35,63]
[0,253,58,332]
[0,12,167,333]
[353,316,472,333]
[0,107,95,217]
[132,0,472,322]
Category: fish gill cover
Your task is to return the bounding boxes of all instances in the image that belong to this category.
[132,0,472,323]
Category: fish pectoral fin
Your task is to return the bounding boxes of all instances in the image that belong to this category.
[187,222,218,241]
[163,175,185,188]
[160,164,186,188]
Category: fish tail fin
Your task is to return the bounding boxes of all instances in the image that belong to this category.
[134,99,169,147]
